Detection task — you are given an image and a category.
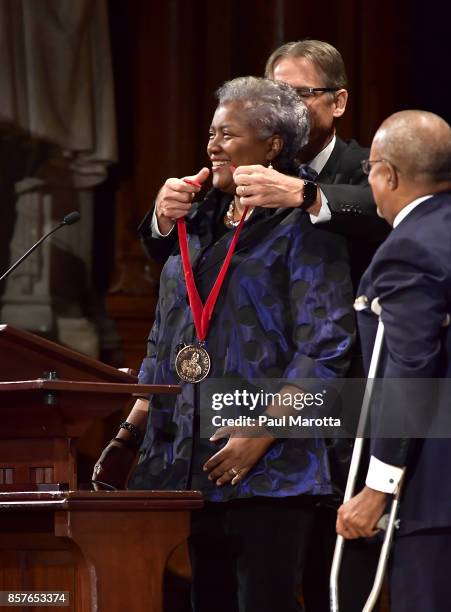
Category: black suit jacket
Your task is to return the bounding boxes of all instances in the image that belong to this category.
[319,138,374,216]
[317,138,390,289]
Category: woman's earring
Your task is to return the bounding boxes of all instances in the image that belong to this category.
[268,162,273,169]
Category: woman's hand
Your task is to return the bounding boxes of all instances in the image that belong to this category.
[203,426,274,486]
[92,439,138,490]
[155,167,210,234]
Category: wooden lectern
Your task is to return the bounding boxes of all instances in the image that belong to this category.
[0,325,202,611]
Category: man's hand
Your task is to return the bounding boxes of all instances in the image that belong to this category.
[203,425,274,486]
[233,164,306,209]
[155,167,210,234]
[336,486,388,539]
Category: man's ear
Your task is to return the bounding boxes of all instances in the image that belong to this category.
[333,89,348,118]
[267,135,283,161]
[386,163,399,191]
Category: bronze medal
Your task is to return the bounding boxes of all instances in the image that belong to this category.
[175,344,210,383]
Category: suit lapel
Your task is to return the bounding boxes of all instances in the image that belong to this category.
[318,137,347,184]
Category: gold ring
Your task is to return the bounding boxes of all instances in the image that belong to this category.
[229,467,239,476]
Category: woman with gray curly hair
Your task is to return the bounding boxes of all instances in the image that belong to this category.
[216,75,309,172]
[94,76,354,612]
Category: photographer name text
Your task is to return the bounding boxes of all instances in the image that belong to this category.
[211,415,341,428]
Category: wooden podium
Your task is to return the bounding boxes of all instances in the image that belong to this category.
[0,325,202,611]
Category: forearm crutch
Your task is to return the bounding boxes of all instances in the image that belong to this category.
[330,306,451,611]
[329,319,398,612]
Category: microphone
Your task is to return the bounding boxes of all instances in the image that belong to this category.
[62,211,81,225]
[0,211,81,283]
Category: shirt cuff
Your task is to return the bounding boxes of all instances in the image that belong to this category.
[365,455,405,494]
[309,189,331,224]
[151,207,175,238]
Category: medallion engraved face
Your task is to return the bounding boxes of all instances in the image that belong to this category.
[175,344,210,383]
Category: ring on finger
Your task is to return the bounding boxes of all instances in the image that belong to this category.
[229,467,240,477]
[241,186,246,196]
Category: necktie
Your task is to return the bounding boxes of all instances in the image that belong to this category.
[298,164,318,181]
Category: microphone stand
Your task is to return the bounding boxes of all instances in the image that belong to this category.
[0,212,81,283]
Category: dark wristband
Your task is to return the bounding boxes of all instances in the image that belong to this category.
[119,421,144,443]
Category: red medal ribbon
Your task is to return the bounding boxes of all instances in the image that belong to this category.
[177,185,248,342]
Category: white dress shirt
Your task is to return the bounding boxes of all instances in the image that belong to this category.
[306,135,336,224]
[392,194,433,228]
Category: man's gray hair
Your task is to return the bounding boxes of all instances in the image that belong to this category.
[265,39,348,90]
[216,76,309,172]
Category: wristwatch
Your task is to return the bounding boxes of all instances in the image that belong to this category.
[299,180,318,211]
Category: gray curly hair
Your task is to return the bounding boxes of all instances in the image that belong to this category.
[216,76,309,172]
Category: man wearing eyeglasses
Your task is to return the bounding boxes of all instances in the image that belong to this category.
[337,110,451,612]
[253,41,386,612]
[233,39,389,288]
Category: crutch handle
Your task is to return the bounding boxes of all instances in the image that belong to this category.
[376,513,400,532]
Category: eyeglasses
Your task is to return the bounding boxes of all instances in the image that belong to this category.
[295,87,339,99]
[361,159,400,175]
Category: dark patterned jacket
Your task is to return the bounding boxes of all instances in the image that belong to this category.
[129,189,355,502]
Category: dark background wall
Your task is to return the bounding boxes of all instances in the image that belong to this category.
[97,0,451,368]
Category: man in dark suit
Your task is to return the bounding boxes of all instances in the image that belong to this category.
[234,40,389,286]
[235,40,386,612]
[337,110,451,612]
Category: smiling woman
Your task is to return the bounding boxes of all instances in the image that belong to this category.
[209,76,309,184]
[208,101,277,194]
[93,76,355,612]
[207,77,309,224]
